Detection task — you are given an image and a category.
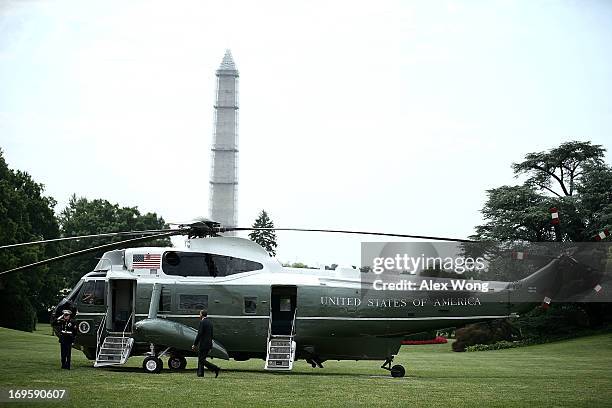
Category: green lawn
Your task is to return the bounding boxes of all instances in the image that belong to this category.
[0,325,611,407]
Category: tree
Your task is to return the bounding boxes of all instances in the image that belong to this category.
[474,141,611,242]
[56,195,170,285]
[248,210,278,256]
[0,148,61,331]
[291,262,310,269]
[472,141,612,329]
[511,141,605,197]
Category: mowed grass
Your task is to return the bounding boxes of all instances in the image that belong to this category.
[0,325,611,407]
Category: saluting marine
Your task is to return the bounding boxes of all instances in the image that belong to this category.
[53,310,77,370]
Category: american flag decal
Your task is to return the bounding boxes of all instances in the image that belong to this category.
[133,253,161,269]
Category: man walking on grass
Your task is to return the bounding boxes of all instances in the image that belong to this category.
[192,309,220,377]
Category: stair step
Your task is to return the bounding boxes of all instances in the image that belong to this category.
[98,355,121,361]
[265,333,296,371]
[268,354,290,360]
[100,350,123,355]
[268,360,290,367]
[95,335,134,367]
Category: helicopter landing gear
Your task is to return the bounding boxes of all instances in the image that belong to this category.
[381,357,405,378]
[143,356,163,374]
[143,344,170,374]
[168,355,187,370]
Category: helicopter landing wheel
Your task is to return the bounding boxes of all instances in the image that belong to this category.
[143,356,163,374]
[168,355,187,370]
[390,364,405,378]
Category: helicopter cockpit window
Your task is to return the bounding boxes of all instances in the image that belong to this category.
[162,251,263,277]
[79,280,105,306]
[66,280,84,302]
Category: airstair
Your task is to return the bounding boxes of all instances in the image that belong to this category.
[94,313,135,367]
[265,310,297,371]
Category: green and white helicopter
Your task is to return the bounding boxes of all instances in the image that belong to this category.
[1,221,608,377]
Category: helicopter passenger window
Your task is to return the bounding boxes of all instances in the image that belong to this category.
[244,297,257,314]
[79,281,105,306]
[159,286,172,313]
[178,294,208,312]
[210,256,264,277]
[162,251,263,277]
[279,297,291,312]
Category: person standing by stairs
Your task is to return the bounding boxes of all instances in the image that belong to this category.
[53,310,77,370]
[191,309,220,377]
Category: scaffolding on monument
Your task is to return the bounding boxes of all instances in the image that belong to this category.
[209,49,239,233]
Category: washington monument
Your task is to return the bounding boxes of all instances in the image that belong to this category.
[209,50,239,232]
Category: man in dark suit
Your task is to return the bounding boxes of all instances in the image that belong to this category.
[192,309,220,377]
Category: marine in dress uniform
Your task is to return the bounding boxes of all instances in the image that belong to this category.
[53,310,77,369]
[191,309,220,377]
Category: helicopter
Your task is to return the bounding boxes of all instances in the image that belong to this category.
[1,220,609,377]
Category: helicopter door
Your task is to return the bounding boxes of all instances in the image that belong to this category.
[107,279,136,332]
[270,286,297,335]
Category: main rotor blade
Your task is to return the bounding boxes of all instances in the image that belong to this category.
[227,227,477,243]
[0,229,176,250]
[0,231,176,276]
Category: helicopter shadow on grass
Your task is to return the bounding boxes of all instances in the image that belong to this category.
[93,365,407,378]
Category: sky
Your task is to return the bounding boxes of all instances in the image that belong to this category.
[1,0,611,267]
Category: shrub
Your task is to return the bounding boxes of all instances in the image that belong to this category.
[0,293,37,332]
[452,319,519,352]
[515,304,591,338]
[465,325,612,352]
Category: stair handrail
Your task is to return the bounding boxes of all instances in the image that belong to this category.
[96,313,107,361]
[266,307,272,344]
[120,311,134,360]
[290,308,297,337]
[122,311,133,335]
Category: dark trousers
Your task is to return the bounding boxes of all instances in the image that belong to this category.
[60,338,72,369]
[197,347,219,376]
